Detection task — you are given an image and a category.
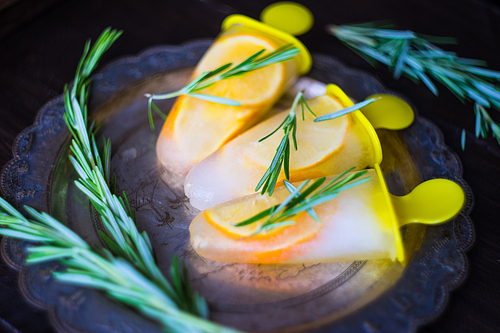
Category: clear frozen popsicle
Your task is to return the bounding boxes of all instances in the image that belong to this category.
[189,165,465,264]
[156,14,312,176]
[185,84,414,210]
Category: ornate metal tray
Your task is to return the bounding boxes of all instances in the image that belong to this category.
[1,40,474,333]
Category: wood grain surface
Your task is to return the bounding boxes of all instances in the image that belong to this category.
[1,0,500,332]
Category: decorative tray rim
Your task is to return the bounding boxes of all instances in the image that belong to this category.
[0,38,475,333]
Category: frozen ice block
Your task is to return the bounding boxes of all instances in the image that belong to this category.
[185,84,414,210]
[156,14,312,176]
[190,166,465,264]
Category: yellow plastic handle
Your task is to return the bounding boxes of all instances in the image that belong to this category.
[390,179,465,227]
[361,94,415,130]
[261,2,314,36]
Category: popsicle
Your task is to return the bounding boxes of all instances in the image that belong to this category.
[185,84,414,210]
[189,165,465,264]
[156,14,312,176]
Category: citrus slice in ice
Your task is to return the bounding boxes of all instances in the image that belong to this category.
[159,95,262,171]
[191,183,330,263]
[193,33,286,106]
[157,33,289,175]
[226,94,350,173]
[204,187,291,238]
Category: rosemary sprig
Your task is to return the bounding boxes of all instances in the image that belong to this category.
[327,22,500,148]
[239,168,369,236]
[0,198,237,333]
[63,27,122,188]
[55,28,234,331]
[64,28,207,318]
[255,91,315,196]
[144,44,300,129]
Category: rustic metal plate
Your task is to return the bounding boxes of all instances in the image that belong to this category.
[1,40,474,333]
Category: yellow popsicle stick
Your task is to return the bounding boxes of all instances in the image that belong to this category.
[374,165,465,263]
[361,94,415,130]
[260,2,314,36]
[391,179,465,226]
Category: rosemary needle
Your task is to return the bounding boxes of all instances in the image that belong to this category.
[255,91,315,196]
[327,22,500,148]
[145,44,300,129]
[314,97,379,122]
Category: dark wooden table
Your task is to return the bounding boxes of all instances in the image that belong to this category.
[1,0,500,332]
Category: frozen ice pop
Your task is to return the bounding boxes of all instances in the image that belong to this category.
[156,15,312,176]
[189,165,465,264]
[185,84,414,210]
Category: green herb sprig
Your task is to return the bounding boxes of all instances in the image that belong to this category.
[255,91,315,196]
[64,28,208,319]
[0,198,237,333]
[63,27,122,188]
[327,22,500,148]
[145,44,300,129]
[239,168,369,236]
[1,27,237,332]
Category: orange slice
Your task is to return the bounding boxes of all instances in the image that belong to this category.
[205,187,295,238]
[193,34,285,106]
[157,95,264,175]
[156,33,289,176]
[225,94,350,173]
[190,183,328,263]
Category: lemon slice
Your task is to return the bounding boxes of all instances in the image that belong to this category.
[235,95,350,172]
[193,34,286,106]
[160,95,260,169]
[156,32,291,175]
[191,183,326,263]
[205,188,289,238]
